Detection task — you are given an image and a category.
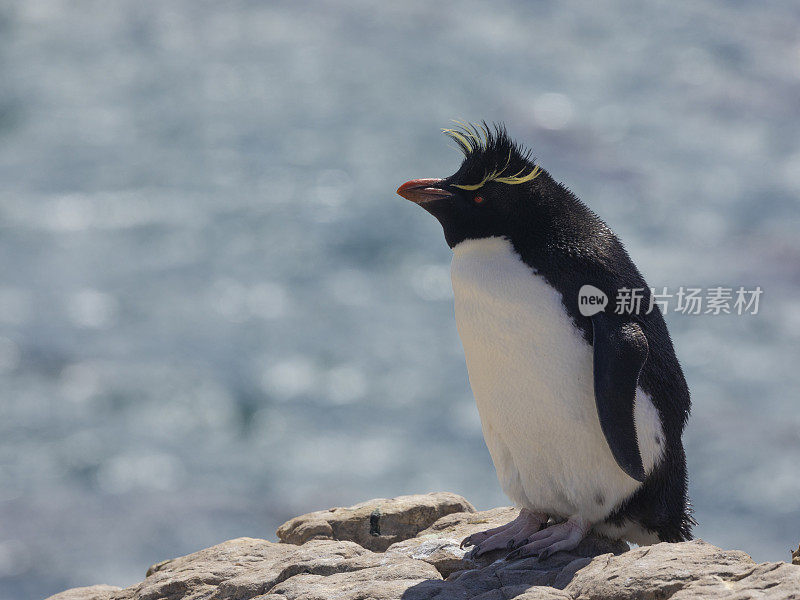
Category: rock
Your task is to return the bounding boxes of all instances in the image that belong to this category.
[89,537,439,600]
[794,543,800,565]
[276,492,475,551]
[565,539,800,599]
[46,585,121,600]
[47,492,800,600]
[266,558,441,600]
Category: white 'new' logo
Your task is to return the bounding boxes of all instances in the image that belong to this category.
[578,285,608,317]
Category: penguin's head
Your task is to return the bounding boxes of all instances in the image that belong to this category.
[397,122,545,248]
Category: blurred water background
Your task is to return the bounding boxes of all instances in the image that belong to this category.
[1,1,799,598]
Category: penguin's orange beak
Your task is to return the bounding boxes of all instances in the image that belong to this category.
[396,179,453,204]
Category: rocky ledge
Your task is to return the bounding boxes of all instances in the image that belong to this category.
[49,492,800,600]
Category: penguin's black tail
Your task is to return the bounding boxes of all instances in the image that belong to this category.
[673,502,697,542]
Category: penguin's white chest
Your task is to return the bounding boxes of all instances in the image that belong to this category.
[451,237,663,523]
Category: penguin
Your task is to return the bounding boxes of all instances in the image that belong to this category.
[396,123,694,560]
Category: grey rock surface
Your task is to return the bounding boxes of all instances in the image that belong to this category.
[47,493,800,600]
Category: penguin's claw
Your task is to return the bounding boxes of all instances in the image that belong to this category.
[538,548,555,561]
[460,528,499,549]
[504,547,528,561]
[506,536,529,550]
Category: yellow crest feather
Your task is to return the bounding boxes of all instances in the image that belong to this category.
[443,121,541,191]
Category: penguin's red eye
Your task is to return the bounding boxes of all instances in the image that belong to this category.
[474,196,485,204]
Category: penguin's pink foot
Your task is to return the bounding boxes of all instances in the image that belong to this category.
[462,509,547,557]
[505,516,590,561]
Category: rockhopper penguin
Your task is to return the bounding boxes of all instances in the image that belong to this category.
[397,123,694,560]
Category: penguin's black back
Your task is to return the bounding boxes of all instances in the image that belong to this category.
[506,170,694,541]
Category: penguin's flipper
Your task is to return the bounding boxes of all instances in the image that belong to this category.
[591,313,649,482]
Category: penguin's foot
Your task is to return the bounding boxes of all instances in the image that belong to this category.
[462,508,546,558]
[504,516,590,561]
